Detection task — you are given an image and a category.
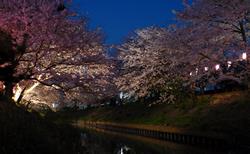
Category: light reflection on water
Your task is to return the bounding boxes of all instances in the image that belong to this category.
[77,129,237,154]
[117,145,134,154]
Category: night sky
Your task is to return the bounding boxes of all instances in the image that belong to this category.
[72,0,183,45]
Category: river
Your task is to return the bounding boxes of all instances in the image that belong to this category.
[77,128,242,154]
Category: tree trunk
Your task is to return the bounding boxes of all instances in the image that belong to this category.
[16,87,27,104]
[4,81,14,100]
[239,21,247,43]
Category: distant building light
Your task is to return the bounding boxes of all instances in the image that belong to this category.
[227,61,232,68]
[189,72,193,76]
[215,64,220,70]
[52,103,59,108]
[195,68,198,75]
[242,52,247,60]
[204,67,208,71]
[119,92,123,99]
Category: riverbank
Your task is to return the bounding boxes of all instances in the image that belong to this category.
[49,91,250,148]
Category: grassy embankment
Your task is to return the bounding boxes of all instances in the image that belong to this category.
[50,90,250,144]
[0,97,82,154]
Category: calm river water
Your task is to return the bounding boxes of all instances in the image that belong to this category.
[77,128,243,154]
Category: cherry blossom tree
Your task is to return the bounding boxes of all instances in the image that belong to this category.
[0,0,115,103]
[116,27,189,104]
[175,0,250,88]
[116,0,250,104]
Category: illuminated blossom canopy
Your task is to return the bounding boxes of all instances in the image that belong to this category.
[0,0,115,103]
[175,0,250,84]
[116,27,187,104]
[116,0,250,104]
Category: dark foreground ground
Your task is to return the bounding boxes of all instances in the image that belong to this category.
[0,97,82,154]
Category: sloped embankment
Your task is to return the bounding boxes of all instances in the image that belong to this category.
[71,91,250,147]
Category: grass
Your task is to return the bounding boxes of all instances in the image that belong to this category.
[49,90,250,145]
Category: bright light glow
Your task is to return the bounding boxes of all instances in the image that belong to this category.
[13,75,42,102]
[242,52,247,60]
[25,82,40,94]
[25,75,42,94]
[204,67,208,71]
[119,92,123,99]
[13,84,22,102]
[189,72,192,76]
[227,61,232,68]
[52,103,59,108]
[215,64,220,70]
[195,68,198,75]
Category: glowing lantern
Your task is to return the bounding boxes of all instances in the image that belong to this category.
[227,61,232,68]
[242,52,247,60]
[195,68,198,75]
[215,64,220,70]
[204,67,208,71]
